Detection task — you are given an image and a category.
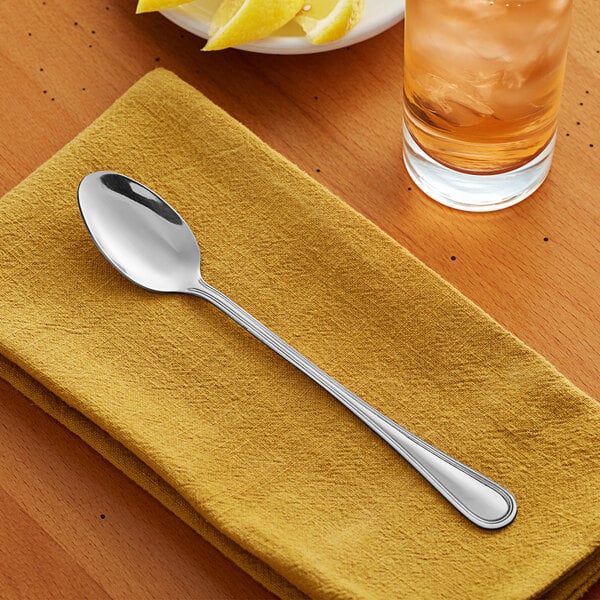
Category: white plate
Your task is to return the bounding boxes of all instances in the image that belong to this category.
[160,0,405,55]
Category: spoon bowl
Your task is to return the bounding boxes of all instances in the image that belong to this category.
[77,171,517,529]
[78,171,201,292]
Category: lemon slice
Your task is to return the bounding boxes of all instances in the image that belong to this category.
[295,0,364,44]
[136,0,192,13]
[203,0,306,51]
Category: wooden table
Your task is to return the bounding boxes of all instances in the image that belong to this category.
[1,1,598,598]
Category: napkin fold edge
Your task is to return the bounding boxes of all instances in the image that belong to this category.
[0,354,305,600]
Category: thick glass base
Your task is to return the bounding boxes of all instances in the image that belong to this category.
[402,122,556,212]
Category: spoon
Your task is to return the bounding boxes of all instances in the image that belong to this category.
[77,171,517,529]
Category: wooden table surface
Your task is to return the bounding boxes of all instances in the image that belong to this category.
[1,1,598,598]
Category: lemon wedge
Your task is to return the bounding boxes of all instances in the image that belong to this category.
[136,0,192,13]
[295,0,364,44]
[203,0,306,51]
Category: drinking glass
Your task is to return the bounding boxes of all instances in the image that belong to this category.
[402,0,573,212]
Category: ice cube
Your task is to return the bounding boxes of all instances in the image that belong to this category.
[415,73,494,126]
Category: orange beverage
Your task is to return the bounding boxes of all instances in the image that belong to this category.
[402,0,573,210]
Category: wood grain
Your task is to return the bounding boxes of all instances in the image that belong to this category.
[0,0,598,598]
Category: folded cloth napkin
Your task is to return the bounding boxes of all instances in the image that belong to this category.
[0,68,599,600]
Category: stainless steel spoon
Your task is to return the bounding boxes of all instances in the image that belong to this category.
[77,171,517,529]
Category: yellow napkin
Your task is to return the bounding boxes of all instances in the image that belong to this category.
[1,68,599,600]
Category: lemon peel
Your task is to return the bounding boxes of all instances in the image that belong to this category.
[295,0,364,44]
[136,0,193,14]
[203,0,306,51]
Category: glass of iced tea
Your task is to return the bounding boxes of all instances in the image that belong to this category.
[402,0,573,211]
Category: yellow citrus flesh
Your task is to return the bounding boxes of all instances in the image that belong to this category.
[136,0,193,14]
[203,0,306,51]
[295,0,364,44]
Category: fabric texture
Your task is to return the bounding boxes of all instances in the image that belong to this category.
[0,68,599,599]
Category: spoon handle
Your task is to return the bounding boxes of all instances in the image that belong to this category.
[188,280,517,530]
